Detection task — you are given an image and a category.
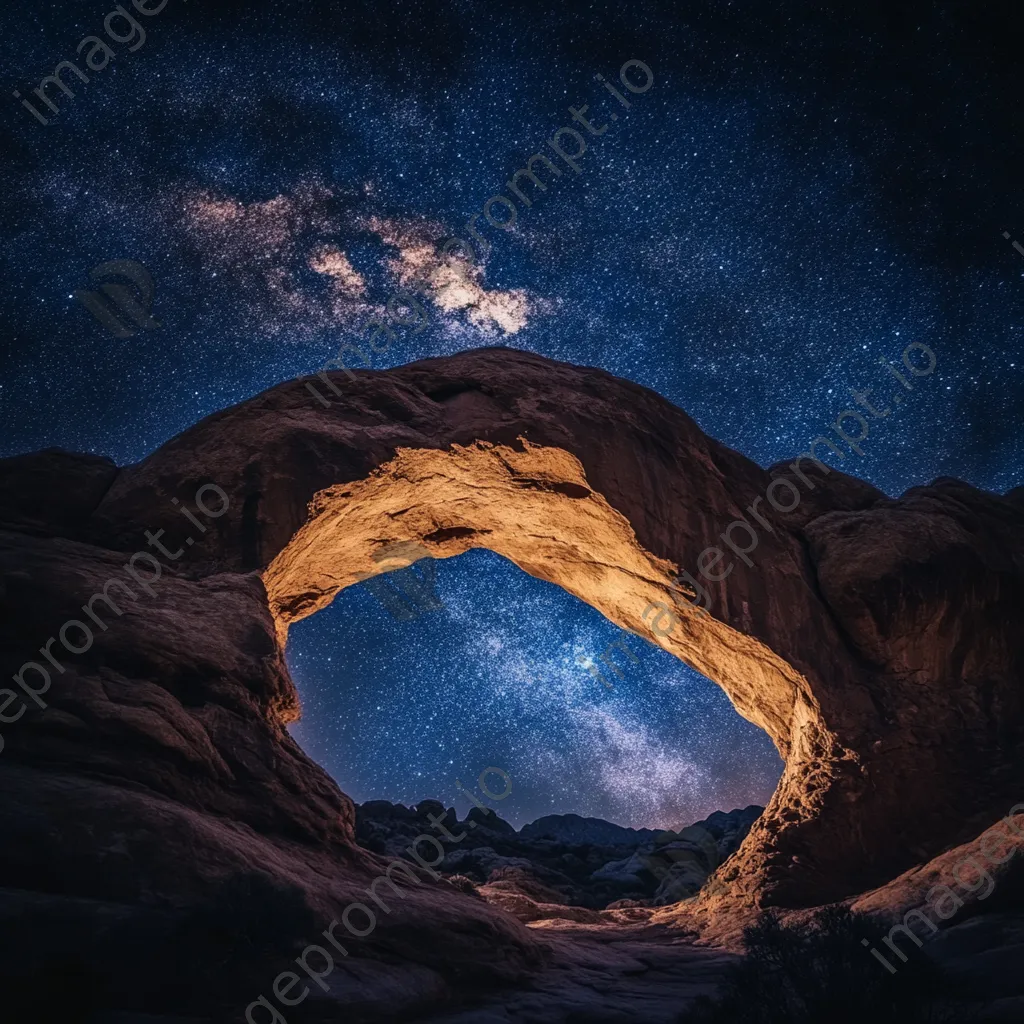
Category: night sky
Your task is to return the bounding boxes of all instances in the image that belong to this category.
[3,1,1022,828]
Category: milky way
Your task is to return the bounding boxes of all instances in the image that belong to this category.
[3,1,1022,827]
[287,549,782,829]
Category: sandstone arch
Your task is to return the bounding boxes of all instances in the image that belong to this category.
[260,438,829,904]
[263,439,810,753]
[74,348,1024,915]
[1,348,1021,984]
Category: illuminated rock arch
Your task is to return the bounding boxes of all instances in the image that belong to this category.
[80,348,1024,926]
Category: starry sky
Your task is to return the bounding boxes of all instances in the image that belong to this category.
[2,0,1022,828]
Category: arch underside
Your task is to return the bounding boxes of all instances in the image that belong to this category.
[264,440,817,755]
[263,440,840,916]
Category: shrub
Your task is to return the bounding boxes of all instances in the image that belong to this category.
[678,906,977,1024]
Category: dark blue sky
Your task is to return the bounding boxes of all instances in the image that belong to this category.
[3,0,1022,826]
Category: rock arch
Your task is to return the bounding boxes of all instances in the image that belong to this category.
[263,439,810,752]
[73,347,1024,918]
[2,345,1022,1005]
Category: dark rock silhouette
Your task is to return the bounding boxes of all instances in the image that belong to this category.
[519,812,660,846]
[354,801,763,910]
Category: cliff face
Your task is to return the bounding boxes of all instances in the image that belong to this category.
[1,348,1022,1016]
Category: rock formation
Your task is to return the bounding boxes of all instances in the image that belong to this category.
[354,801,762,910]
[518,813,659,847]
[1,347,1022,1019]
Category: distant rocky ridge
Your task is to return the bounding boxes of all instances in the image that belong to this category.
[354,800,764,914]
[518,813,659,846]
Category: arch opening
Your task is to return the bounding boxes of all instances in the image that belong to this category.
[283,543,782,911]
[262,440,829,910]
[284,546,783,828]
